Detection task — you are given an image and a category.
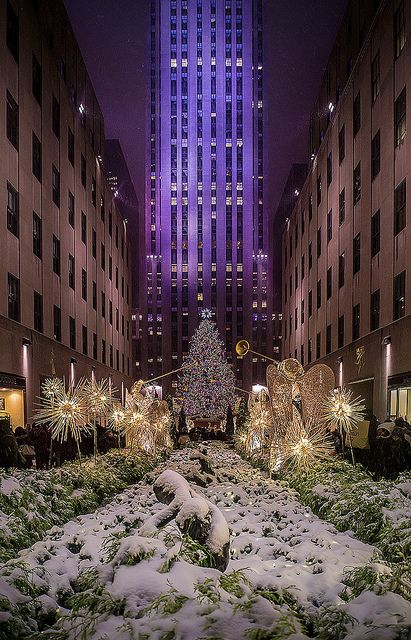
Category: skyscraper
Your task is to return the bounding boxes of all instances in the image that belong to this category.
[141,0,269,394]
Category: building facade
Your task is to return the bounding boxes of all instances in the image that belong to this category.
[0,0,133,428]
[282,0,411,420]
[105,139,141,379]
[141,0,269,395]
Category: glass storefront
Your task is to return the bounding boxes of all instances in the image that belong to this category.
[0,373,26,430]
[388,373,411,421]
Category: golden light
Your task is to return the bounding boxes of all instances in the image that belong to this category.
[324,387,366,434]
[278,416,334,474]
[235,339,250,356]
[35,378,89,444]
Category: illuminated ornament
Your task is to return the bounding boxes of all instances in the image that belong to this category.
[201,308,213,320]
[81,378,116,460]
[324,387,366,435]
[41,377,64,400]
[276,416,334,474]
[35,378,89,461]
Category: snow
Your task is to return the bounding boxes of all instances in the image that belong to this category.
[0,443,410,639]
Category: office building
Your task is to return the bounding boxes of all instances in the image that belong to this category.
[0,0,133,427]
[141,0,269,394]
[282,0,411,419]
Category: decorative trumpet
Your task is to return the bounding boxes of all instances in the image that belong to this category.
[235,339,278,364]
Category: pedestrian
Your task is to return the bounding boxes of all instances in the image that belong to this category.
[0,419,25,469]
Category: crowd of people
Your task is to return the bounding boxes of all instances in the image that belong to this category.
[0,418,120,470]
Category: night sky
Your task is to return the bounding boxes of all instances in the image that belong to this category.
[64,0,347,217]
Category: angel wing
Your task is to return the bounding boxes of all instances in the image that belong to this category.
[299,364,335,426]
[266,364,294,439]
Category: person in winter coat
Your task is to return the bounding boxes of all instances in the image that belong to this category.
[0,419,25,469]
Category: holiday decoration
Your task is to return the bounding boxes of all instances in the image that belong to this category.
[35,377,90,462]
[324,387,366,435]
[178,317,235,419]
[82,378,116,460]
[271,415,334,474]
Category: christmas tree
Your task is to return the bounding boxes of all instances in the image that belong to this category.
[178,313,236,419]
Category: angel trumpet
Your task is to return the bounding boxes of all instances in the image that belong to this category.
[235,339,278,364]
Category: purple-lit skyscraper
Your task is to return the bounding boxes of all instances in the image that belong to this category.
[140,0,269,394]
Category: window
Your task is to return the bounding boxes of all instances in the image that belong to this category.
[300,344,305,366]
[394,179,406,235]
[81,211,87,244]
[109,301,113,325]
[395,88,406,147]
[32,132,42,181]
[370,289,380,331]
[109,256,112,281]
[68,191,74,228]
[339,252,345,288]
[352,304,360,340]
[81,269,87,301]
[7,182,19,237]
[317,227,322,257]
[52,94,60,138]
[52,235,60,275]
[339,188,345,225]
[317,279,321,309]
[82,325,88,356]
[308,242,312,270]
[101,291,106,318]
[32,53,42,104]
[101,243,105,271]
[327,210,332,243]
[68,254,75,289]
[52,164,60,207]
[308,290,312,317]
[326,324,332,354]
[54,306,61,341]
[69,316,76,349]
[327,152,332,186]
[91,177,96,207]
[301,299,305,325]
[353,233,361,274]
[353,162,361,204]
[371,51,380,103]
[6,1,19,62]
[308,194,313,221]
[371,209,380,256]
[102,339,106,364]
[301,254,305,280]
[394,0,406,59]
[393,270,406,320]
[8,273,20,322]
[81,154,86,187]
[68,127,74,165]
[327,267,332,300]
[6,90,18,149]
[92,228,96,259]
[33,290,43,332]
[353,92,361,136]
[317,174,322,205]
[92,281,97,310]
[338,315,344,348]
[316,332,321,359]
[371,130,380,179]
[93,333,97,360]
[32,212,42,258]
[339,125,345,163]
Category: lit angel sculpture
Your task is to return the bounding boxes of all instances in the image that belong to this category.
[265,358,336,439]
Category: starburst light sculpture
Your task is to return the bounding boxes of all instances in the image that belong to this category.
[324,387,366,435]
[273,415,334,474]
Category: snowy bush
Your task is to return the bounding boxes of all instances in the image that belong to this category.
[0,450,156,563]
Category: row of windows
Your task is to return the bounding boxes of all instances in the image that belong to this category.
[286,271,406,353]
[8,272,129,372]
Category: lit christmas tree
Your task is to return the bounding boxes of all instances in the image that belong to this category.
[177,312,236,419]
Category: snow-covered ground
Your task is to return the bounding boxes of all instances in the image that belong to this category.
[0,443,410,639]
